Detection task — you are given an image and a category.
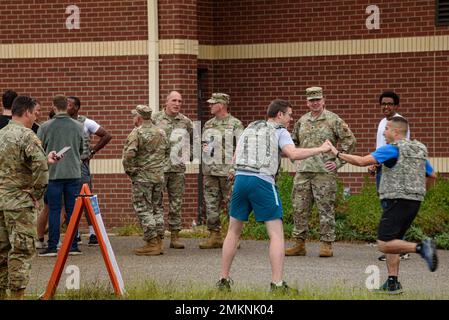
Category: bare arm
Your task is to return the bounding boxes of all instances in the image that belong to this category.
[327,141,377,167]
[282,141,330,161]
[92,127,112,154]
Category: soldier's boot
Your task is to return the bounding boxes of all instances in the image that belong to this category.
[285,239,306,256]
[158,236,164,254]
[199,231,223,249]
[170,231,185,249]
[133,237,161,256]
[9,289,25,300]
[319,241,333,257]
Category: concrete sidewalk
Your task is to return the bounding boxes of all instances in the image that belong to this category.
[28,236,449,297]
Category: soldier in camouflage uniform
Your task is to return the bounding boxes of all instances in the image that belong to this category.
[199,93,244,249]
[327,117,437,293]
[152,91,193,249]
[0,96,54,299]
[122,105,170,256]
[286,87,356,257]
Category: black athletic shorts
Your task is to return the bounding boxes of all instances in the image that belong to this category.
[377,198,421,241]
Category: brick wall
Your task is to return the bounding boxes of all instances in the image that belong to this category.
[207,51,449,156]
[211,0,449,44]
[0,0,148,43]
[159,0,198,39]
[0,56,149,157]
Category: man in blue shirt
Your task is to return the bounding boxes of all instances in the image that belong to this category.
[327,116,437,294]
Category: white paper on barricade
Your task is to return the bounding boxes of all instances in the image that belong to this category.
[90,195,126,294]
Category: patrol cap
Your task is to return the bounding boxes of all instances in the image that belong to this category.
[132,104,153,119]
[305,87,324,100]
[207,93,230,105]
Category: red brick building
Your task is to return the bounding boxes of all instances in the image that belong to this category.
[1,1,448,229]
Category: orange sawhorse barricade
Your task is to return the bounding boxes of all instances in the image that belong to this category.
[41,183,125,299]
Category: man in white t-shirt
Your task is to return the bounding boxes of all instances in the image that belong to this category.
[67,96,112,245]
[368,91,410,262]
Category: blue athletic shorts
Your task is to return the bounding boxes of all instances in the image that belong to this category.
[230,175,283,222]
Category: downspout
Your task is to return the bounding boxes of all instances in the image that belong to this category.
[147,0,159,110]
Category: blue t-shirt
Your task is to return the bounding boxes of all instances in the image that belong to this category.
[371,144,434,176]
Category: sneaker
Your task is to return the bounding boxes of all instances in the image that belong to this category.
[216,278,233,292]
[400,253,410,260]
[88,234,99,246]
[69,248,83,256]
[270,281,299,295]
[378,254,386,261]
[38,248,58,257]
[419,238,438,272]
[57,240,62,249]
[35,240,47,249]
[76,235,83,245]
[373,279,403,295]
[378,253,410,261]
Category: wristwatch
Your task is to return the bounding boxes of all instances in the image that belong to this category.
[336,151,341,159]
[89,149,96,157]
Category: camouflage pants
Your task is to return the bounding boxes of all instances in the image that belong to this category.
[0,207,37,291]
[291,172,337,242]
[131,181,164,241]
[204,175,232,231]
[163,172,185,232]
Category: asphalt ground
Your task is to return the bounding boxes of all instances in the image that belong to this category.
[27,236,449,298]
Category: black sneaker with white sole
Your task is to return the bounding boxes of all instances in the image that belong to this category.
[88,234,99,246]
[38,248,58,257]
[69,248,83,256]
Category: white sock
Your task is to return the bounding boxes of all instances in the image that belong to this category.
[273,281,284,287]
[89,226,95,236]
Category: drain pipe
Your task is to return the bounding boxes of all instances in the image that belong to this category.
[147,0,159,110]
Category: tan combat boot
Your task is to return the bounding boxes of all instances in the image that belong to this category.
[9,289,25,300]
[199,230,223,249]
[319,241,333,257]
[133,237,161,256]
[170,231,185,249]
[285,239,306,256]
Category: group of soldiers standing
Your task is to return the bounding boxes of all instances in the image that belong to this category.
[123,87,356,257]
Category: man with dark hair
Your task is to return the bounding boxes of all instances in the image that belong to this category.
[67,96,112,245]
[217,99,331,293]
[369,91,411,262]
[286,87,356,258]
[31,99,42,134]
[37,95,84,257]
[0,95,60,299]
[0,90,18,130]
[327,116,437,294]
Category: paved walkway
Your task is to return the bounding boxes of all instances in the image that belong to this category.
[28,236,449,297]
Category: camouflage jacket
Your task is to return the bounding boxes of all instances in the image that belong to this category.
[122,121,170,184]
[0,120,49,209]
[152,109,193,173]
[292,109,356,173]
[202,114,243,176]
